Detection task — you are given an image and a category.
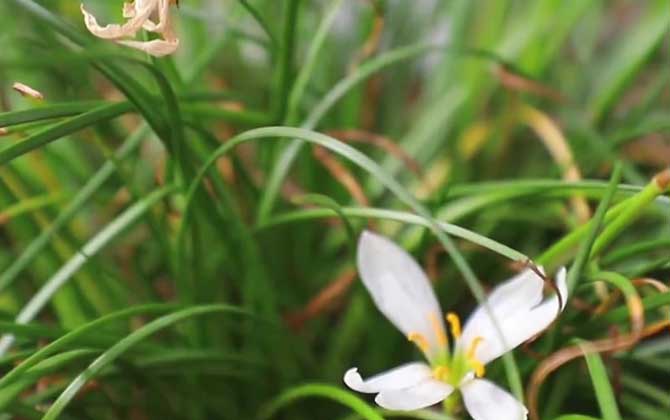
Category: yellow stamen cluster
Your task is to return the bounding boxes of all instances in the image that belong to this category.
[408,312,487,384]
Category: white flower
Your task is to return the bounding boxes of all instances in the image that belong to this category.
[81,0,180,57]
[344,231,568,420]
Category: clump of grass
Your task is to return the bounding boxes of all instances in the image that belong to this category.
[0,1,669,419]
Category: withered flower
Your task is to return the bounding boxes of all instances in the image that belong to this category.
[81,0,179,57]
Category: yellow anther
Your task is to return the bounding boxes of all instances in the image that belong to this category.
[446,312,461,339]
[467,336,484,359]
[429,313,448,348]
[432,365,450,381]
[470,359,486,378]
[407,332,429,354]
[466,336,486,378]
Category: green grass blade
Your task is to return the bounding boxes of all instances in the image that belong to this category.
[0,304,178,391]
[0,102,105,127]
[258,206,528,261]
[0,186,176,355]
[237,0,276,47]
[259,384,384,420]
[565,162,622,291]
[578,341,623,420]
[588,0,670,123]
[271,0,300,121]
[0,126,148,292]
[285,0,346,124]
[0,102,132,165]
[40,304,251,420]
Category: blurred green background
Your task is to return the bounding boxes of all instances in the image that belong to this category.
[0,0,669,419]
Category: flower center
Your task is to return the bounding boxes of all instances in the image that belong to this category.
[407,312,487,386]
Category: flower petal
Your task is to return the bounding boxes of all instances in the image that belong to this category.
[343,363,432,393]
[142,0,171,32]
[461,379,528,420]
[484,267,546,315]
[135,0,155,12]
[375,379,453,411]
[122,2,136,18]
[357,231,445,358]
[81,2,156,40]
[462,268,545,340]
[460,267,568,364]
[116,38,179,57]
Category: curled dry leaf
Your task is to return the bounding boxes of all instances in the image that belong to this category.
[81,0,180,57]
[284,269,357,331]
[326,129,422,176]
[348,1,384,72]
[12,82,44,100]
[496,65,565,103]
[312,146,370,207]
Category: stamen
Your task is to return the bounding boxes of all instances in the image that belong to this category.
[467,336,486,378]
[433,365,450,381]
[467,336,484,359]
[446,312,461,339]
[429,313,448,348]
[470,359,486,378]
[407,332,429,354]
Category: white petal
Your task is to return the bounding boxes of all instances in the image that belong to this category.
[343,363,432,393]
[462,268,545,342]
[484,267,546,315]
[461,379,527,420]
[357,231,445,358]
[375,379,453,411]
[116,38,179,57]
[80,2,155,40]
[459,267,568,364]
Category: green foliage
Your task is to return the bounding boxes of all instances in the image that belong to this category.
[0,0,669,419]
